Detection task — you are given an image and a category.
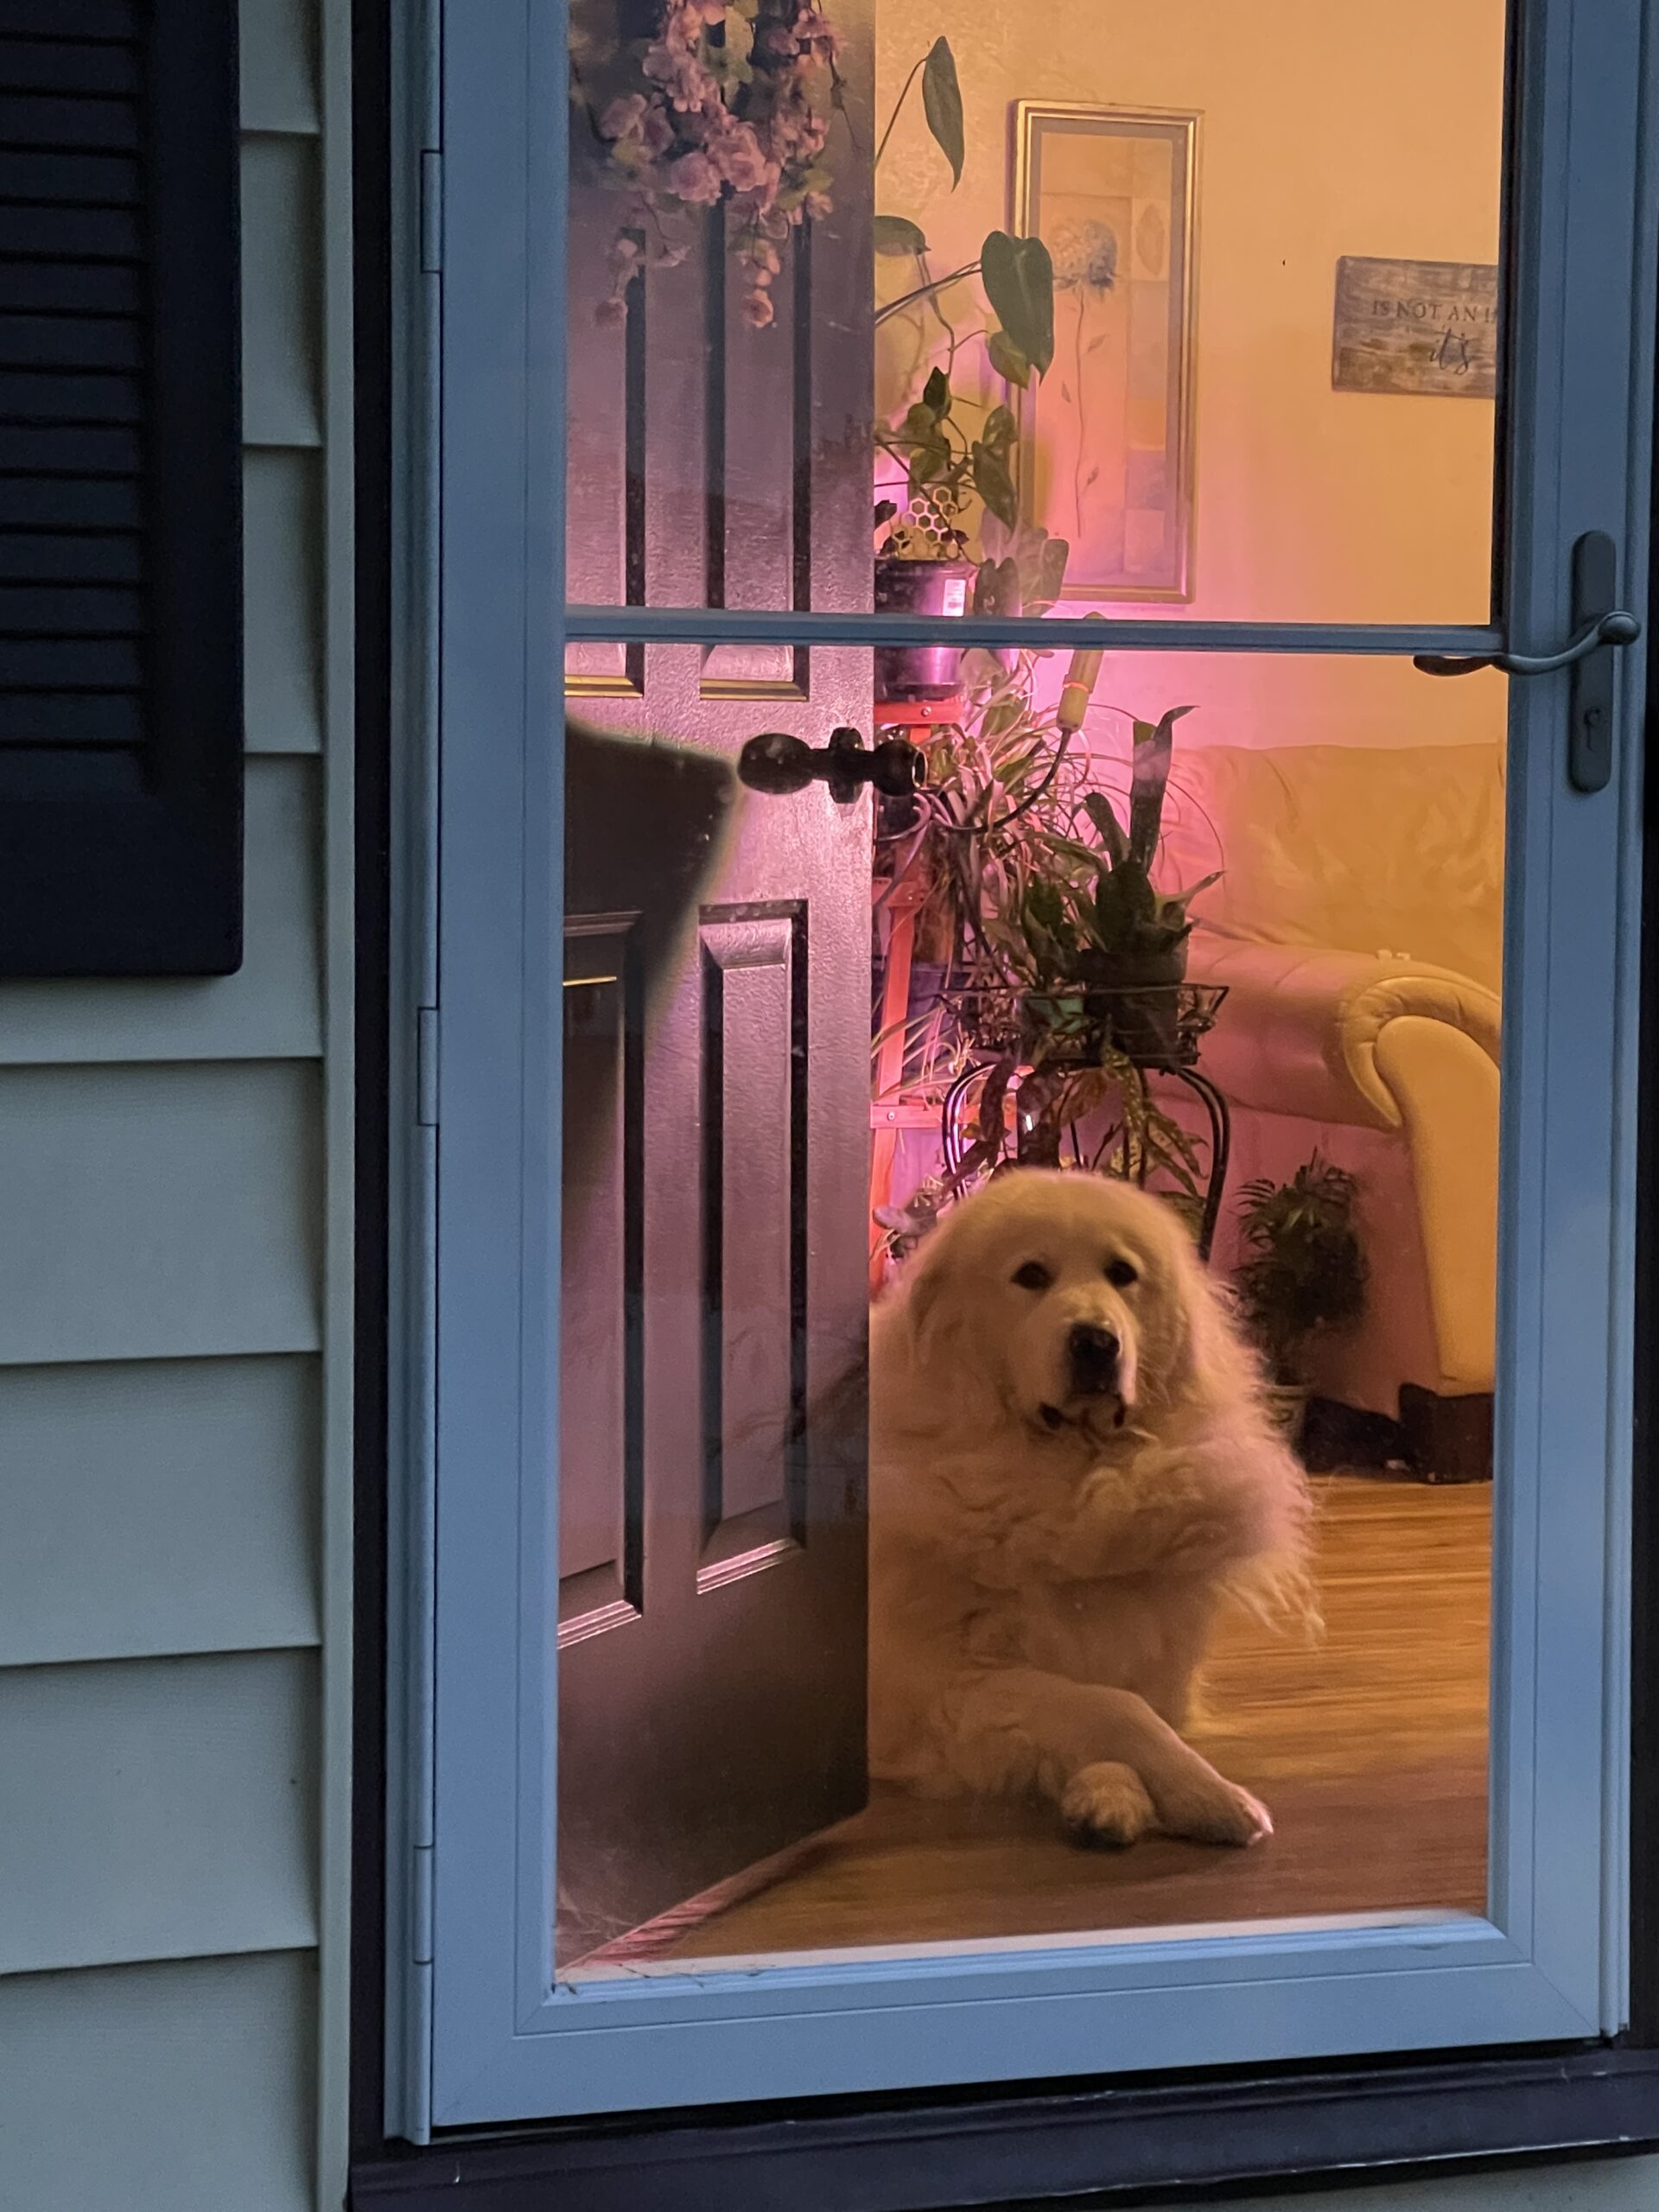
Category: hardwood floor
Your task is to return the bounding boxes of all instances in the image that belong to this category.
[581,1478,1491,1971]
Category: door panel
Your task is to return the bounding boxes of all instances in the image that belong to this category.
[556,0,875,1961]
[556,706,871,1964]
[558,911,644,1631]
[698,906,804,1553]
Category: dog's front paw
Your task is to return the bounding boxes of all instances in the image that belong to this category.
[1061,1761,1156,1848]
[1154,1770,1273,1847]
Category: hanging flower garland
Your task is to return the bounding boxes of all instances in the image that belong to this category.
[579,0,842,329]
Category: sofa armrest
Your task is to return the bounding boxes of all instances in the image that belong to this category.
[1188,939,1501,1131]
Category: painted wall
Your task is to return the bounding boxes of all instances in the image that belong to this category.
[0,2,353,2208]
[875,0,1509,753]
[874,0,1514,1429]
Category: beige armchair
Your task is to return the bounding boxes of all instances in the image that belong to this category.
[1160,742,1504,1450]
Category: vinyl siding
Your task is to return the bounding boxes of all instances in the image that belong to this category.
[0,1953,316,2212]
[0,0,346,2206]
[0,1061,321,1366]
[245,453,325,755]
[0,1357,319,1669]
[0,1652,317,1975]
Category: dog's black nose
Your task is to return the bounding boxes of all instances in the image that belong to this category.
[1067,1321,1121,1395]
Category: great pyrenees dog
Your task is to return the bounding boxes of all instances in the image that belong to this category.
[868,1169,1313,1849]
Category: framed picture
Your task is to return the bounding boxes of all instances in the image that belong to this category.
[1012,104,1199,601]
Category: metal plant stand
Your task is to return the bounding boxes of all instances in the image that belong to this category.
[935,983,1234,1263]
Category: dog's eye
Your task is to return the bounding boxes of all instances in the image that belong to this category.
[1103,1257,1139,1288]
[1012,1261,1052,1292]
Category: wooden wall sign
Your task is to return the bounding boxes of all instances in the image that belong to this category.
[1332,256,1499,397]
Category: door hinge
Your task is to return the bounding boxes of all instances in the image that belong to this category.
[411,1840,434,1965]
[416,1006,440,1127]
[419,148,442,275]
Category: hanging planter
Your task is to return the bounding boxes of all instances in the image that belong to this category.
[572,0,843,329]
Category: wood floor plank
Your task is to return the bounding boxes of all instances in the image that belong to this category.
[593,1478,1491,1968]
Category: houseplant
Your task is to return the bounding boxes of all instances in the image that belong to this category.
[889,666,1218,1050]
[985,703,1218,1061]
[872,664,1221,1255]
[872,39,1065,696]
[1233,1155,1369,1443]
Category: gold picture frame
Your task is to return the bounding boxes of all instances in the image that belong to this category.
[1013,103,1200,602]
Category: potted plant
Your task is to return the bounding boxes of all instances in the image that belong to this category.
[998,706,1218,1061]
[1233,1156,1369,1445]
[877,654,1222,1070]
[872,661,1222,1253]
[874,642,1100,970]
[872,39,1064,699]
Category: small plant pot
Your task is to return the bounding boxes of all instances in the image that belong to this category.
[874,556,975,702]
[1263,1382,1312,1448]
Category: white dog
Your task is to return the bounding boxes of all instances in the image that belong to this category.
[868,1169,1313,1848]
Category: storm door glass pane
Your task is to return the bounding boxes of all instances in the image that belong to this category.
[554,635,1503,1975]
[565,0,1506,629]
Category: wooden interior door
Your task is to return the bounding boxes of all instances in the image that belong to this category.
[556,4,874,1965]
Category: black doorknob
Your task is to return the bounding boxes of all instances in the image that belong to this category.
[738,726,925,805]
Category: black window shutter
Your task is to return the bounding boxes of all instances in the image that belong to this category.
[0,0,242,976]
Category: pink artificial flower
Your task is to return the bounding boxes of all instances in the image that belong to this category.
[793,8,839,54]
[594,296,628,327]
[712,121,772,193]
[665,149,723,204]
[737,233,781,275]
[600,92,649,141]
[802,188,832,220]
[639,105,676,154]
[641,40,716,112]
[741,287,775,328]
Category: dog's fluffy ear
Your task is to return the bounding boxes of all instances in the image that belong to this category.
[900,1225,962,1370]
[1163,1230,1259,1416]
